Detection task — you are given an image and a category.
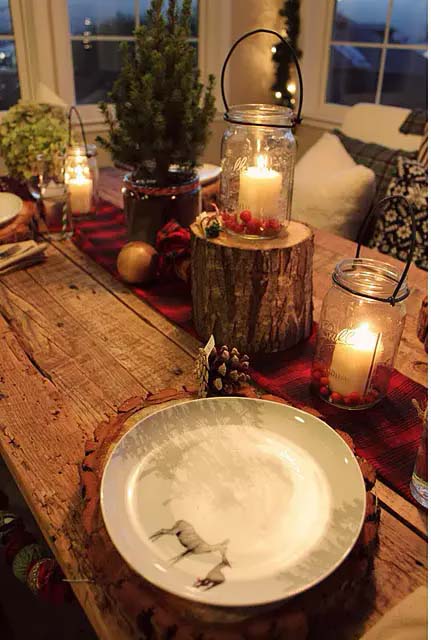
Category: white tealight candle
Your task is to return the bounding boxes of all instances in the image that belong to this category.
[328,323,382,398]
[238,155,282,218]
[68,167,93,215]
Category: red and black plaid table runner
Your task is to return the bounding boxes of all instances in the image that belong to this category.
[73,203,427,505]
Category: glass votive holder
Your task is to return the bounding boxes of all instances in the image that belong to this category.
[64,144,98,217]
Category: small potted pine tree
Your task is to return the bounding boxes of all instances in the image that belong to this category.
[98,0,216,244]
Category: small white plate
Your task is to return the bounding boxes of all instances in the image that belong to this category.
[197,163,221,185]
[0,192,22,227]
[101,398,365,608]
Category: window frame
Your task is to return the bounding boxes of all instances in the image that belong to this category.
[5,0,231,132]
[300,0,428,128]
[5,0,231,128]
[3,0,33,104]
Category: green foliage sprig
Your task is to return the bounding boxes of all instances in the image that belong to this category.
[97,0,216,184]
[272,0,302,109]
[0,101,68,181]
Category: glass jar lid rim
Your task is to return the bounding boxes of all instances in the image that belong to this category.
[333,258,409,304]
[68,143,97,157]
[225,103,295,127]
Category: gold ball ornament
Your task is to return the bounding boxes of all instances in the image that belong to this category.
[117,241,158,284]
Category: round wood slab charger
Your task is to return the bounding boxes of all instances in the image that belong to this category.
[80,387,380,640]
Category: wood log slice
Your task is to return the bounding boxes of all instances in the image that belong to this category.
[0,200,37,244]
[190,222,314,354]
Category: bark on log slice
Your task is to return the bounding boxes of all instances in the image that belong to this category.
[190,222,314,354]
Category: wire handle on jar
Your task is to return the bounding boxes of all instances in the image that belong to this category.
[221,28,303,128]
[68,106,90,157]
[351,195,416,305]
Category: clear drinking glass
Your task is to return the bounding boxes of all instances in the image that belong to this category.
[410,406,428,508]
[30,153,73,240]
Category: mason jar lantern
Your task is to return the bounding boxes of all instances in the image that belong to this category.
[312,196,416,410]
[65,107,99,216]
[220,29,303,239]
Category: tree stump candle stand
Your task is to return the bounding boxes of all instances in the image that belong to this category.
[190,222,314,354]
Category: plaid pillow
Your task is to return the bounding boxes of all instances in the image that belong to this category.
[333,129,417,204]
[399,109,428,136]
[369,156,428,270]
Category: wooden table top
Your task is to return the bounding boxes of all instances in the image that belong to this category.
[0,172,427,639]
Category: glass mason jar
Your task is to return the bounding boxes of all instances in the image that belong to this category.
[122,170,201,245]
[220,104,296,239]
[312,258,409,410]
[64,144,99,216]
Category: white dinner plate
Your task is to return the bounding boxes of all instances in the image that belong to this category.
[101,398,365,608]
[0,192,22,227]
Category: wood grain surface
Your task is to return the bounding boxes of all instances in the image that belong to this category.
[0,169,427,639]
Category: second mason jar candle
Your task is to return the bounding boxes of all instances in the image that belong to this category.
[312,258,409,410]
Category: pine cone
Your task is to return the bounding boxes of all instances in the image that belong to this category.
[207,345,251,396]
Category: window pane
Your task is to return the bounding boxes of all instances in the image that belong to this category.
[72,41,126,104]
[0,40,19,109]
[68,0,135,36]
[0,0,12,35]
[332,0,388,43]
[326,45,381,105]
[140,0,199,37]
[381,50,428,109]
[389,0,427,44]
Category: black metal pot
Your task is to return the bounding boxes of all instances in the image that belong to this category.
[123,170,201,244]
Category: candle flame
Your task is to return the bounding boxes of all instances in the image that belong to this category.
[337,323,378,352]
[256,154,268,171]
[74,165,87,184]
[65,151,91,184]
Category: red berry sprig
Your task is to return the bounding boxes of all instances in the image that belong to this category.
[222,210,282,238]
[311,364,386,408]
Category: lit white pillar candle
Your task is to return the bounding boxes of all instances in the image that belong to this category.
[68,166,93,215]
[238,155,282,218]
[328,323,382,397]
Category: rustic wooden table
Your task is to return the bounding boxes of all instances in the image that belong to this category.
[0,170,427,639]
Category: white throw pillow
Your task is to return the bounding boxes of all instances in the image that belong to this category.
[292,132,376,240]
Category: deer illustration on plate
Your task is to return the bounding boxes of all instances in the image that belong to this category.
[194,556,231,591]
[149,519,231,589]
